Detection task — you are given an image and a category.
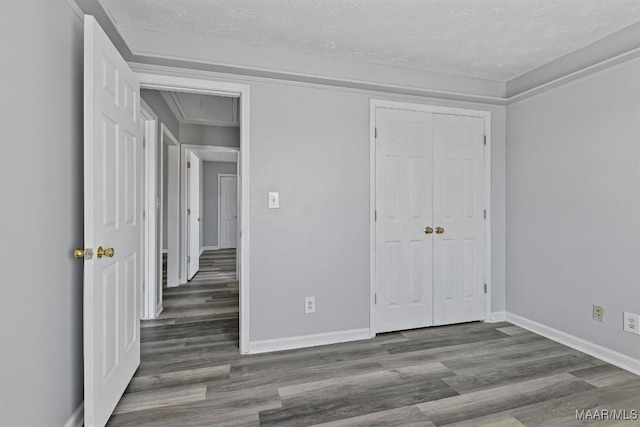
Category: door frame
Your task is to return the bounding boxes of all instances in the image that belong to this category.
[369,99,492,337]
[140,99,159,320]
[160,124,181,289]
[135,72,251,354]
[218,173,238,250]
[185,150,203,280]
[181,145,240,280]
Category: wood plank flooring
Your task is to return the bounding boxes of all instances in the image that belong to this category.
[107,249,640,426]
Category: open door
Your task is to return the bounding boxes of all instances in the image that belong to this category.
[220,174,238,249]
[83,16,142,426]
[187,152,201,279]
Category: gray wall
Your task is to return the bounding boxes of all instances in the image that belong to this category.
[203,162,238,247]
[506,60,640,360]
[180,124,240,147]
[140,90,179,252]
[141,90,179,137]
[0,1,84,425]
[247,81,506,341]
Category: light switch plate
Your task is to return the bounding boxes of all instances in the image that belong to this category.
[268,192,279,209]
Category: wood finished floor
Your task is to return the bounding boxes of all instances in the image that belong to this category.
[108,250,640,426]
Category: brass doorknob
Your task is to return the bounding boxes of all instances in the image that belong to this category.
[74,249,85,259]
[97,246,115,259]
[424,226,433,234]
[435,227,445,234]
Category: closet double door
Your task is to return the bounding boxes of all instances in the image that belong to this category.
[375,107,486,333]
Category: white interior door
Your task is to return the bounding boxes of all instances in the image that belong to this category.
[220,174,238,249]
[433,114,486,325]
[375,108,434,333]
[83,16,141,427]
[187,152,201,279]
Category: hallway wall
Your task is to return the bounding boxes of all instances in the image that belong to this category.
[203,161,238,247]
[0,1,84,425]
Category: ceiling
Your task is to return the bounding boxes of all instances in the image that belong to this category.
[160,91,239,127]
[191,149,237,163]
[102,0,640,82]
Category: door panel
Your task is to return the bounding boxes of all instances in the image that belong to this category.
[187,152,201,279]
[220,175,238,249]
[433,114,485,325]
[375,108,433,333]
[84,16,141,427]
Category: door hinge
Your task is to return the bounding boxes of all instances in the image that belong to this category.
[187,208,191,215]
[142,137,146,147]
[484,283,488,294]
[374,210,377,221]
[187,161,191,168]
[374,293,377,304]
[143,209,146,219]
[484,135,487,146]
[187,256,191,263]
[484,209,487,219]
[375,127,377,138]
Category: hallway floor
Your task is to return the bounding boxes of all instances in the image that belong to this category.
[107,250,640,426]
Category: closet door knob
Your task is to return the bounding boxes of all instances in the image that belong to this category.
[435,227,445,234]
[424,226,433,234]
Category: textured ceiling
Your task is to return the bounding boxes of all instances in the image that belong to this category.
[101,0,640,81]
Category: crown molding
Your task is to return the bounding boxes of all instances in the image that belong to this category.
[507,45,640,106]
[131,61,509,109]
[507,21,640,98]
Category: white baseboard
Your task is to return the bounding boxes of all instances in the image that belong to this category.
[63,402,84,427]
[487,311,506,323]
[202,246,220,251]
[249,328,371,354]
[506,312,640,376]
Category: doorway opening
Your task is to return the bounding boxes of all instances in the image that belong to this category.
[139,85,247,353]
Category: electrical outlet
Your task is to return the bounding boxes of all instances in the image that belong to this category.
[623,312,640,335]
[593,305,605,322]
[305,297,315,314]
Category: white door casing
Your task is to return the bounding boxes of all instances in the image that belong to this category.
[83,16,141,427]
[220,174,238,249]
[433,114,486,325]
[187,152,201,279]
[165,142,181,288]
[375,108,434,333]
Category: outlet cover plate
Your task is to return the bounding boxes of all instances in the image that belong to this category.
[305,296,315,314]
[623,312,640,335]
[593,305,605,322]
